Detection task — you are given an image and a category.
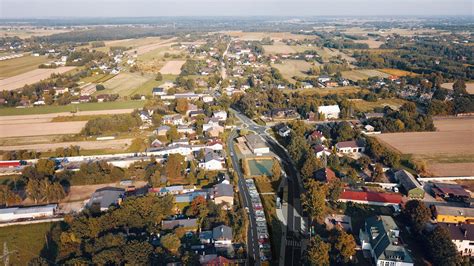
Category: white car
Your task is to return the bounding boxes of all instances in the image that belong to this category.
[256,217,266,222]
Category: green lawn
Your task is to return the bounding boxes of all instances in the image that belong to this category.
[0,100,145,116]
[0,222,58,265]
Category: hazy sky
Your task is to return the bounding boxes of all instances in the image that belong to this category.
[1,0,473,18]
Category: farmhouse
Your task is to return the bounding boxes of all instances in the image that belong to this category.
[435,206,474,224]
[318,105,340,120]
[0,204,57,222]
[245,134,270,155]
[335,140,365,154]
[359,216,414,266]
[394,170,425,199]
[438,223,474,257]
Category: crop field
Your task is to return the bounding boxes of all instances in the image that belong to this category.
[0,27,69,38]
[125,38,177,56]
[263,43,298,54]
[353,39,384,48]
[288,86,366,96]
[272,60,314,82]
[0,66,76,91]
[376,118,474,176]
[341,69,389,82]
[100,72,153,96]
[224,31,317,41]
[378,68,419,77]
[159,60,186,75]
[0,55,50,78]
[0,138,133,152]
[441,82,474,94]
[0,121,87,138]
[350,98,408,112]
[0,100,144,116]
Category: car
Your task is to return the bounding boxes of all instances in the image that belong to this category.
[257,221,266,227]
[256,217,266,222]
[255,210,265,216]
[253,203,263,210]
[245,207,249,213]
[258,233,269,239]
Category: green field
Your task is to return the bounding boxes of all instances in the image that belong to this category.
[272,60,315,82]
[80,73,116,84]
[341,69,389,82]
[350,98,408,112]
[0,100,145,116]
[0,222,58,265]
[99,72,153,97]
[247,159,274,176]
[0,55,49,78]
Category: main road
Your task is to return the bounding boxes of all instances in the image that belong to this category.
[230,108,306,266]
[228,130,261,266]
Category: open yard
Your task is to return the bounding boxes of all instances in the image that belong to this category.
[99,72,153,96]
[376,118,474,176]
[272,60,314,82]
[0,100,144,116]
[0,66,76,91]
[160,60,186,75]
[341,69,389,82]
[0,55,50,78]
[441,82,474,94]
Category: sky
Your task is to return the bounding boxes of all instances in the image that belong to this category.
[1,0,473,18]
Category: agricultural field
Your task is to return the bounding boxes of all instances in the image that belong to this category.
[287,86,366,96]
[0,27,69,38]
[272,60,314,82]
[125,38,177,56]
[159,60,186,75]
[0,138,133,152]
[0,222,58,265]
[0,55,50,78]
[378,68,419,77]
[0,100,144,116]
[100,72,154,96]
[350,98,408,112]
[341,69,389,82]
[353,39,384,49]
[224,31,317,41]
[263,43,298,54]
[0,66,76,91]
[0,121,87,138]
[376,118,474,176]
[342,27,447,37]
[441,82,474,94]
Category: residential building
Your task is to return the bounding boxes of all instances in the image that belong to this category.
[152,87,166,96]
[0,204,57,222]
[339,189,402,206]
[360,216,414,266]
[318,75,331,83]
[394,170,424,199]
[213,225,233,247]
[336,140,365,154]
[245,134,270,155]
[212,111,228,121]
[199,151,224,171]
[435,206,474,224]
[313,144,331,159]
[212,183,234,206]
[314,167,336,183]
[438,223,474,256]
[277,125,291,137]
[206,140,224,151]
[317,105,340,119]
[199,231,213,244]
[86,187,125,211]
[205,125,224,138]
[162,114,183,126]
[431,183,471,203]
[154,125,171,136]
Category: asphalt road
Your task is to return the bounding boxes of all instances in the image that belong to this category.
[228,130,261,266]
[231,109,305,265]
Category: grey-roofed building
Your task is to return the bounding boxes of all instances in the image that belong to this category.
[86,187,125,211]
[244,134,269,155]
[213,225,233,246]
[395,170,424,199]
[199,230,213,244]
[162,218,198,231]
[360,216,413,266]
[0,204,57,222]
[438,223,474,257]
[212,183,234,207]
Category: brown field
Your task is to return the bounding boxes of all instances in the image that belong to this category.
[0,55,50,79]
[100,72,152,96]
[223,31,317,41]
[286,86,366,96]
[263,43,298,54]
[342,69,389,82]
[378,68,419,77]
[0,66,76,91]
[354,39,384,49]
[350,98,408,112]
[272,60,315,82]
[125,38,177,56]
[0,138,133,152]
[376,118,474,176]
[0,121,86,138]
[159,60,186,75]
[441,82,474,94]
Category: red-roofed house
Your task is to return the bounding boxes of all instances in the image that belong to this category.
[339,189,403,206]
[314,168,336,183]
[200,255,236,266]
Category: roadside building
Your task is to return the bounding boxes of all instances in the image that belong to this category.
[317,105,340,119]
[438,223,474,256]
[394,170,425,199]
[199,151,224,171]
[277,125,291,137]
[244,134,270,155]
[435,205,474,224]
[359,216,414,266]
[431,183,471,203]
[339,189,402,207]
[211,183,234,207]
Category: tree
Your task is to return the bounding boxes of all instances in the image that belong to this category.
[453,79,467,95]
[306,236,330,266]
[371,163,384,182]
[165,154,184,180]
[175,98,188,114]
[166,126,179,142]
[28,257,49,266]
[329,228,356,263]
[287,133,310,168]
[26,179,42,204]
[301,180,327,223]
[301,153,320,180]
[403,200,431,233]
[271,160,282,181]
[425,226,462,266]
[155,72,163,81]
[35,159,56,178]
[161,233,181,255]
[0,185,21,207]
[122,240,153,265]
[327,178,343,204]
[400,102,417,114]
[186,196,208,220]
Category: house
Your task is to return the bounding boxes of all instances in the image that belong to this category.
[270,108,300,120]
[189,110,205,118]
[314,167,336,183]
[325,81,339,87]
[201,95,214,103]
[277,125,291,137]
[438,223,474,256]
[339,189,402,206]
[199,231,213,244]
[205,125,224,138]
[86,187,125,211]
[0,204,57,222]
[213,225,233,247]
[245,134,270,155]
[308,130,327,143]
[364,112,385,120]
[152,87,166,96]
[206,140,224,151]
[199,151,224,171]
[360,216,414,266]
[54,87,69,96]
[200,255,235,265]
[177,125,196,135]
[162,114,183,126]
[149,185,195,196]
[203,118,220,131]
[212,183,234,206]
[96,94,109,102]
[151,139,164,148]
[313,145,331,159]
[336,140,366,154]
[79,95,91,103]
[394,170,424,199]
[162,218,198,231]
[431,183,471,203]
[317,105,340,120]
[154,125,171,136]
[139,111,153,125]
[212,111,227,121]
[318,75,331,83]
[435,206,474,224]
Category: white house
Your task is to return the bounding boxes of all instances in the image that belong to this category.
[318,75,331,83]
[201,94,214,103]
[245,134,270,155]
[206,140,224,151]
[277,126,291,137]
[336,140,365,154]
[152,87,165,96]
[162,114,184,126]
[318,105,340,120]
[199,151,224,170]
[212,111,228,121]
